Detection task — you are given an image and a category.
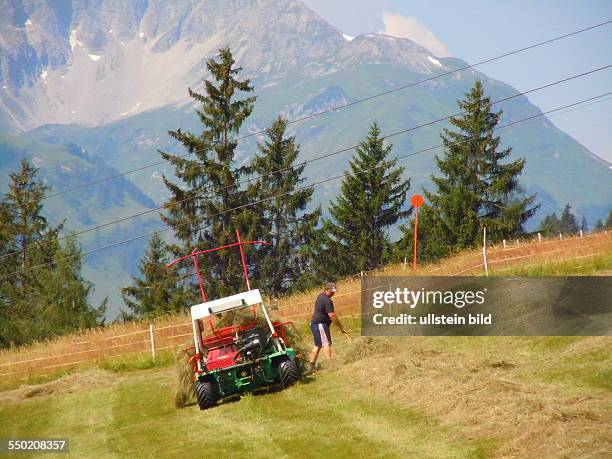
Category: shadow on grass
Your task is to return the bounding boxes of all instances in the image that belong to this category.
[208,375,317,409]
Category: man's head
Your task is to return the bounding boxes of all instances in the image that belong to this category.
[324,282,337,297]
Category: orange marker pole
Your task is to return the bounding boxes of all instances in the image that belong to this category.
[410,194,424,272]
[413,208,419,272]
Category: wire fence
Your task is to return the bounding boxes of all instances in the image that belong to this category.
[0,231,609,381]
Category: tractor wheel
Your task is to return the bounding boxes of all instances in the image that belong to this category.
[194,380,219,410]
[279,358,300,387]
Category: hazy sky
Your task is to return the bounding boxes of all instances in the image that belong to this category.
[302,0,612,162]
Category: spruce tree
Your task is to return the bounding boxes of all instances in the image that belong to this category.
[160,47,257,299]
[559,203,579,234]
[34,235,106,340]
[0,160,104,347]
[314,122,411,277]
[0,202,14,346]
[594,219,604,231]
[3,160,60,284]
[121,234,192,319]
[605,210,612,228]
[422,81,538,258]
[579,216,588,233]
[539,212,561,237]
[0,160,61,346]
[249,117,320,295]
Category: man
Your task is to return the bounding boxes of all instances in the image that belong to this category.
[308,282,347,373]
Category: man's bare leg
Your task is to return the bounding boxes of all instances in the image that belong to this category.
[321,345,332,359]
[308,346,321,372]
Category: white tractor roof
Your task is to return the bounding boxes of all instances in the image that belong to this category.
[191,289,263,321]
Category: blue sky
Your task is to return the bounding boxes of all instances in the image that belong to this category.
[303,0,612,162]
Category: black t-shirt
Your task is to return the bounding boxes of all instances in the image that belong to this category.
[311,292,334,324]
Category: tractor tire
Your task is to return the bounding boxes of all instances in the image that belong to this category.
[279,358,300,387]
[194,380,219,410]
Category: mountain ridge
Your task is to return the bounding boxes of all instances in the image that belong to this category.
[1,0,452,130]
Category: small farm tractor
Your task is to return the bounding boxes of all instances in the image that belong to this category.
[167,230,301,410]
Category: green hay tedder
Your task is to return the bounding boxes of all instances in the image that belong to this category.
[167,230,301,410]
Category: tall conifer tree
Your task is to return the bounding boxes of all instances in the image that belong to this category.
[559,203,579,234]
[0,160,104,347]
[35,235,106,339]
[422,81,538,258]
[538,212,561,237]
[160,48,257,299]
[314,122,411,278]
[249,117,320,295]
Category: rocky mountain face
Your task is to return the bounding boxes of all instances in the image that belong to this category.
[0,0,447,130]
[1,0,610,317]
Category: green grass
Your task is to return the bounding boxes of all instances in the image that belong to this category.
[494,252,612,276]
[98,350,175,373]
[0,365,495,458]
[1,257,611,457]
[0,320,499,458]
[540,348,612,391]
[2,329,610,458]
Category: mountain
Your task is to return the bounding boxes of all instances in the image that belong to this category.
[1,0,610,317]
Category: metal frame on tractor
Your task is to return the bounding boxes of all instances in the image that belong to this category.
[166,230,301,410]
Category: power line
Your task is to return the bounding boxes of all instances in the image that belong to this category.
[2,91,609,282]
[3,64,609,262]
[44,20,612,200]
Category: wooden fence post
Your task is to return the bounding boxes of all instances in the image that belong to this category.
[149,324,155,362]
[482,227,489,276]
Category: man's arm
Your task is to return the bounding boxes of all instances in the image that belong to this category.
[328,312,346,333]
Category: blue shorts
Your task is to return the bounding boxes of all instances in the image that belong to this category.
[311,322,332,347]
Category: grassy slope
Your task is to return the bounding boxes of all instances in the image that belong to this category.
[1,247,610,458]
[1,324,609,458]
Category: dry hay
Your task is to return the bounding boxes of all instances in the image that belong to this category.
[1,231,608,383]
[174,346,197,409]
[336,336,612,457]
[343,337,398,364]
[0,369,116,404]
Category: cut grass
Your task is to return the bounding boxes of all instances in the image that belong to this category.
[0,233,610,457]
[539,347,612,391]
[0,364,495,458]
[1,331,609,458]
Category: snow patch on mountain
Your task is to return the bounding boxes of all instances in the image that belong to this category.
[69,29,81,50]
[427,56,442,67]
